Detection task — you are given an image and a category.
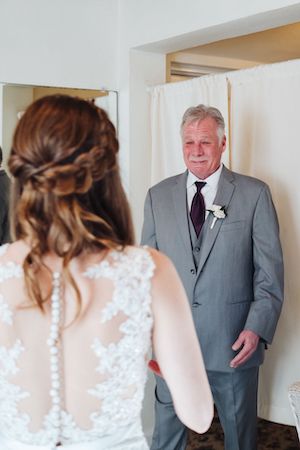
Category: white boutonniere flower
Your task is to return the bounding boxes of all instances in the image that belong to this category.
[207,205,227,229]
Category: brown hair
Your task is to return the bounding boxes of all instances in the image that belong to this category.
[9,94,134,313]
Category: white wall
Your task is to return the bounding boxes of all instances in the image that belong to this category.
[120,0,300,50]
[0,0,118,90]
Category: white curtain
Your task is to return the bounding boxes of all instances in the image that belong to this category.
[149,75,229,185]
[228,59,300,425]
[148,58,300,425]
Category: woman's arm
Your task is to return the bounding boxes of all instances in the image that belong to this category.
[150,249,214,434]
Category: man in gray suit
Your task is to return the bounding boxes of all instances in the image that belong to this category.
[141,105,284,450]
[0,146,11,245]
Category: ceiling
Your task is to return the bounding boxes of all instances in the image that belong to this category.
[186,22,300,63]
[168,22,300,80]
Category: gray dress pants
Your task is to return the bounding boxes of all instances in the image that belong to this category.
[150,366,259,450]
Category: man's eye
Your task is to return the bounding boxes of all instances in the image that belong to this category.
[185,141,194,145]
[202,141,211,145]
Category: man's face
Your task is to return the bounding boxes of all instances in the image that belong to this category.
[182,117,226,179]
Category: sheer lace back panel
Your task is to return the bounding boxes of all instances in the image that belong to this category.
[0,244,154,446]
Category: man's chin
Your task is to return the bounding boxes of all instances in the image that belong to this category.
[191,168,208,179]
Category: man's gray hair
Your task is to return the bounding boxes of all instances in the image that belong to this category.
[181,104,225,142]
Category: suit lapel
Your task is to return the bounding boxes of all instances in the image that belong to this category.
[197,166,235,275]
[172,172,195,262]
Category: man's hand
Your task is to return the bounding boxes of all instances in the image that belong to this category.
[230,330,259,368]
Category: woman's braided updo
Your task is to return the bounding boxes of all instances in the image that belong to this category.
[9,94,134,313]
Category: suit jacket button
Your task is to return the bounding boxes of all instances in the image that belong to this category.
[190,269,196,274]
[195,247,200,252]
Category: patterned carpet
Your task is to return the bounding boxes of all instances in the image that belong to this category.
[186,413,299,449]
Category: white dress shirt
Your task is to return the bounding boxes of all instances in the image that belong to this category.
[186,164,223,219]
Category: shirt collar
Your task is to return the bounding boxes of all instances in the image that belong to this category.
[187,164,223,189]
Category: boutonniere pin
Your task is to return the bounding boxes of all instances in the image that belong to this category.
[207,205,227,229]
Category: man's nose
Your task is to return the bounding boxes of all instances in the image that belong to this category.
[193,142,204,155]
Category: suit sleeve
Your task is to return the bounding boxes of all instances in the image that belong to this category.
[244,185,284,344]
[140,190,158,249]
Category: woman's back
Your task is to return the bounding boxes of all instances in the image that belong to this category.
[2,94,213,449]
[0,241,154,448]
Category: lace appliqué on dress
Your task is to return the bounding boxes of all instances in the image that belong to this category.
[0,247,155,446]
[0,244,9,256]
[0,294,13,325]
[83,248,154,436]
[0,262,23,283]
[0,340,32,441]
[0,258,33,444]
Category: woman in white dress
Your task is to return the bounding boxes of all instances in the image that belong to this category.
[0,95,213,450]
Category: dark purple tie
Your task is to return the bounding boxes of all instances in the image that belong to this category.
[190,181,206,237]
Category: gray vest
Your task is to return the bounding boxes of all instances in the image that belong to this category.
[187,211,207,268]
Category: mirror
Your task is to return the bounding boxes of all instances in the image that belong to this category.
[0,83,118,169]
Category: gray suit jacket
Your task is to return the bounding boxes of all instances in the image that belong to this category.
[141,166,284,372]
[0,169,10,245]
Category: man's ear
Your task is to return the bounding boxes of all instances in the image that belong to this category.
[221,135,227,152]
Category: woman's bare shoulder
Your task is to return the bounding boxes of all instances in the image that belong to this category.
[139,246,174,268]
[0,240,30,264]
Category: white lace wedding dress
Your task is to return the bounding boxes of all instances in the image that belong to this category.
[0,243,154,450]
